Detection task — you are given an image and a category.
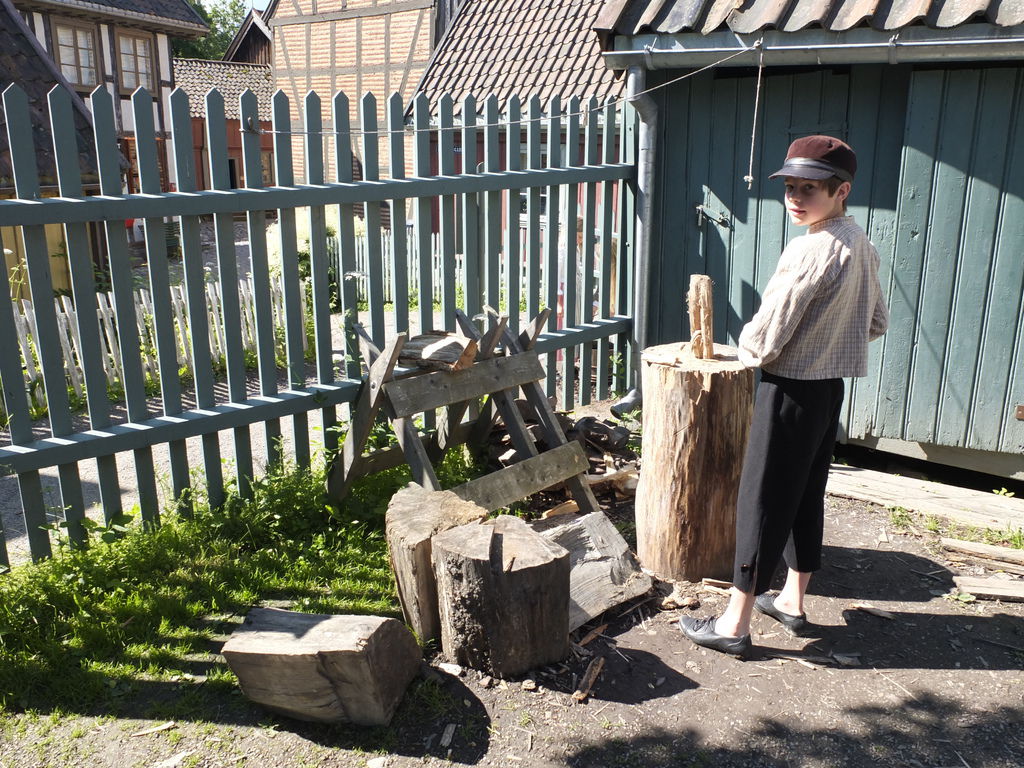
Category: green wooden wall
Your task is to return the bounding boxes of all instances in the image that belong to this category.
[649,63,1024,461]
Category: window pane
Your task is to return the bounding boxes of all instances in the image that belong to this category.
[57,26,73,46]
[123,70,137,89]
[120,37,133,54]
[62,63,78,82]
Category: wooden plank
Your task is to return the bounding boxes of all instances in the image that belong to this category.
[953,576,1024,602]
[304,91,338,454]
[412,93,433,334]
[505,96,522,334]
[561,96,581,411]
[526,96,543,322]
[484,95,502,313]
[941,537,1024,570]
[450,441,589,512]
[385,353,544,419]
[134,88,191,508]
[49,86,124,525]
[544,97,562,397]
[580,97,599,406]
[393,417,440,490]
[273,90,311,468]
[826,465,1024,532]
[361,93,386,348]
[208,88,254,498]
[461,94,481,323]
[332,91,361,380]
[438,93,458,331]
[241,89,283,470]
[616,102,637,392]
[399,331,477,372]
[388,93,410,335]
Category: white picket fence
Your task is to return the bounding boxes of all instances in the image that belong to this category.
[12,276,307,410]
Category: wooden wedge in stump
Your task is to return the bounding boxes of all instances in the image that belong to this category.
[221,608,421,725]
[635,275,754,581]
[533,511,652,631]
[433,515,570,677]
[386,485,488,643]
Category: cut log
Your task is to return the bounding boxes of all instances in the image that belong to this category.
[635,340,754,581]
[687,274,715,359]
[954,576,1024,602]
[532,511,652,631]
[432,515,570,676]
[221,607,421,725]
[385,485,488,644]
[399,330,478,371]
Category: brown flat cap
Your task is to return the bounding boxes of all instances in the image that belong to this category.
[769,135,856,183]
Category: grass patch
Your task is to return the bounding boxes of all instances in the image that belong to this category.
[0,447,481,717]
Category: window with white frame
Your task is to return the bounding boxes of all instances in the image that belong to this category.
[54,22,99,89]
[118,32,153,91]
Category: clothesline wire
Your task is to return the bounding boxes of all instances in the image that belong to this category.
[249,42,762,139]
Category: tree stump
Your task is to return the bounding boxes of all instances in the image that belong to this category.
[432,515,570,677]
[385,484,488,643]
[635,276,754,581]
[221,607,421,725]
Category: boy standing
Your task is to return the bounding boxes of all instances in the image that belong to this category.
[679,135,889,656]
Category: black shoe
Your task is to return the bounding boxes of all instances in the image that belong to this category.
[754,592,814,637]
[678,615,751,657]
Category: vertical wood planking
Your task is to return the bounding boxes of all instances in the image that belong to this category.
[483,95,501,314]
[877,70,942,442]
[413,93,434,334]
[561,96,581,411]
[0,213,45,561]
[974,71,1024,454]
[6,85,87,548]
[728,75,757,346]
[461,95,481,322]
[240,89,283,467]
[705,80,737,345]
[332,91,361,379]
[504,96,522,334]
[580,97,599,405]
[387,93,410,335]
[937,69,1013,450]
[91,85,161,527]
[905,71,975,444]
[273,90,310,467]
[360,93,386,348]
[438,94,457,331]
[49,86,123,526]
[544,97,562,397]
[208,89,254,496]
[304,91,337,452]
[133,88,191,509]
[597,97,615,400]
[526,96,542,323]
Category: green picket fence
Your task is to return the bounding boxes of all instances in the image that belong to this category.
[0,84,637,566]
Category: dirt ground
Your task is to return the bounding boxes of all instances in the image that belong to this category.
[3,493,1022,768]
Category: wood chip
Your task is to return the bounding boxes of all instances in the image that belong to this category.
[439,723,457,748]
[852,602,896,620]
[578,623,608,647]
[437,662,464,676]
[541,500,579,519]
[572,656,606,702]
[152,751,197,768]
[131,721,176,738]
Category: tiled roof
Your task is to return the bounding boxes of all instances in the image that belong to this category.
[596,0,1024,38]
[0,0,98,190]
[415,0,624,113]
[172,59,273,120]
[16,0,208,31]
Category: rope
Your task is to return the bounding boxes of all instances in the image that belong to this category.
[743,39,765,190]
[251,43,762,139]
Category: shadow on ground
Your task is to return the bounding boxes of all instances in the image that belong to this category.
[565,693,1024,768]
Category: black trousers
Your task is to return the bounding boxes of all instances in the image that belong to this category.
[732,371,845,595]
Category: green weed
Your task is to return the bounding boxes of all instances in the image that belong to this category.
[888,506,912,529]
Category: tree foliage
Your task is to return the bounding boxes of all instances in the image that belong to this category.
[173,0,249,60]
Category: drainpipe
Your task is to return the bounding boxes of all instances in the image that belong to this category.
[611,64,657,418]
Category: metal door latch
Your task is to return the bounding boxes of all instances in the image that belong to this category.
[696,204,731,228]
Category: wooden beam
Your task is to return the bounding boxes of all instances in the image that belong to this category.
[384,353,544,419]
[450,441,589,512]
[953,576,1024,602]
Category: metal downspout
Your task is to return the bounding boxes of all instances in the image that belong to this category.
[612,65,657,417]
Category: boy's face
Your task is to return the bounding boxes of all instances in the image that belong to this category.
[783,176,849,227]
